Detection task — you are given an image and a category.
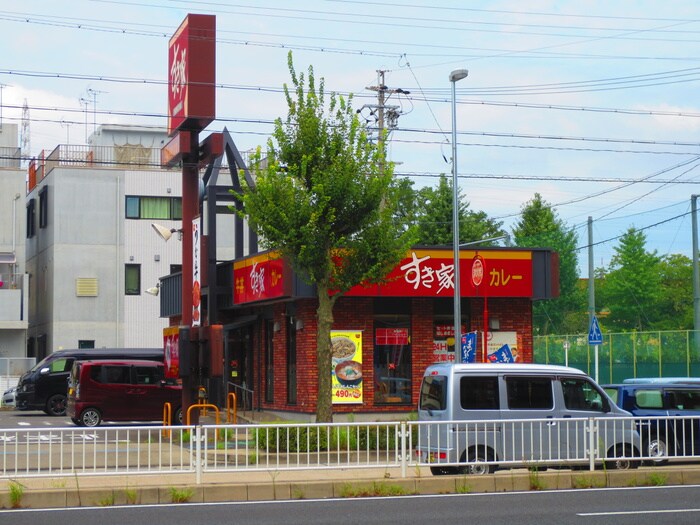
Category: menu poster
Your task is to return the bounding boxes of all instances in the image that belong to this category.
[331,330,363,404]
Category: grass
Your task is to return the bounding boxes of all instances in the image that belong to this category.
[339,481,413,498]
[572,474,606,489]
[169,487,194,503]
[124,487,138,505]
[528,467,547,491]
[8,481,24,509]
[97,493,115,506]
[456,478,472,494]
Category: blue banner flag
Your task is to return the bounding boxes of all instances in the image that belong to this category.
[488,344,514,363]
[461,332,477,363]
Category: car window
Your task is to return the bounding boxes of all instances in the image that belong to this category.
[419,375,446,411]
[562,378,606,412]
[102,366,132,384]
[506,377,553,410]
[634,389,663,409]
[49,358,71,373]
[460,376,499,410]
[135,366,163,385]
[667,389,700,410]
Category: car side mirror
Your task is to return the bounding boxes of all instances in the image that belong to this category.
[40,367,50,375]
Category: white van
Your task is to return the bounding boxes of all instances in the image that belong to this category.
[417,363,640,475]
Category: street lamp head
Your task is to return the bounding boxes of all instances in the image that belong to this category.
[449,69,469,83]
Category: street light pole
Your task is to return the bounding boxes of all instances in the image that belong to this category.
[450,68,468,363]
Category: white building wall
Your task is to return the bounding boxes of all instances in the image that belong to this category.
[26,125,185,355]
[123,169,182,347]
[0,123,28,358]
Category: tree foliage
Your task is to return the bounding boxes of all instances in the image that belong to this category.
[511,193,583,334]
[234,53,417,422]
[415,175,505,245]
[598,227,662,331]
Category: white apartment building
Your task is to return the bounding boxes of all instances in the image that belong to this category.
[25,125,184,360]
[0,123,28,360]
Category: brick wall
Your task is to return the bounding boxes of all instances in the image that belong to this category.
[257,296,533,417]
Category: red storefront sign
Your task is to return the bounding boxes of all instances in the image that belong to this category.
[233,253,292,304]
[168,14,216,136]
[345,249,533,298]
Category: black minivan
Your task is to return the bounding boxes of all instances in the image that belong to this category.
[603,381,700,463]
[16,348,164,416]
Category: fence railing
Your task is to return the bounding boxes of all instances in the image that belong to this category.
[534,330,700,383]
[1,416,699,482]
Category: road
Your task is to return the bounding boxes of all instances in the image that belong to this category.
[2,486,700,525]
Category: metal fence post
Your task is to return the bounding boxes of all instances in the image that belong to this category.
[195,425,202,485]
[588,418,596,471]
[400,422,407,478]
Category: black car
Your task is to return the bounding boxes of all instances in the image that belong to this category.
[603,381,700,463]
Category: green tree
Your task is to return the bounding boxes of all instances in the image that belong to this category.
[602,227,661,331]
[235,53,417,422]
[653,253,693,329]
[415,175,504,245]
[511,193,583,334]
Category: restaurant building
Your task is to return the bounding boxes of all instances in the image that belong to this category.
[161,243,559,420]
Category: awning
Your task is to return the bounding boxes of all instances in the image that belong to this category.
[0,252,16,264]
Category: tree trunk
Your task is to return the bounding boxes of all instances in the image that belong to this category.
[315,284,335,422]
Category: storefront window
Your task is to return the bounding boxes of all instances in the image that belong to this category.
[373,319,411,404]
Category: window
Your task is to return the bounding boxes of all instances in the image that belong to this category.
[562,378,606,412]
[101,366,131,384]
[635,389,663,409]
[125,196,182,220]
[78,340,95,349]
[373,318,412,405]
[39,187,48,228]
[125,264,141,295]
[667,389,700,410]
[49,358,70,373]
[419,375,447,411]
[460,376,499,410]
[506,377,553,410]
[26,199,36,238]
[135,366,163,385]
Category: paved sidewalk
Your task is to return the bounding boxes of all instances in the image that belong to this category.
[2,464,700,509]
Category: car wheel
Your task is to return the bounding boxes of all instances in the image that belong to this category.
[80,408,102,427]
[46,394,67,416]
[465,448,496,475]
[605,445,639,470]
[646,435,669,466]
[174,407,183,425]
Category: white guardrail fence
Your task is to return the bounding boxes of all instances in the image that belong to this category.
[1,416,699,482]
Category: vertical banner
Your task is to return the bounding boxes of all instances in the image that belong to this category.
[163,326,180,379]
[331,331,363,404]
[192,217,201,326]
[461,331,478,363]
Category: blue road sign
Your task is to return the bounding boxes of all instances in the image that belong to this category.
[588,315,603,345]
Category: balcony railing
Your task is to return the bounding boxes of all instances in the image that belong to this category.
[0,146,21,168]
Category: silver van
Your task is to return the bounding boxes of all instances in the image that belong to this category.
[417,363,640,475]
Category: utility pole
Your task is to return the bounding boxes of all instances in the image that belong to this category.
[692,195,699,350]
[363,70,410,148]
[588,216,595,325]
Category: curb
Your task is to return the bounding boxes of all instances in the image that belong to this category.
[1,466,697,509]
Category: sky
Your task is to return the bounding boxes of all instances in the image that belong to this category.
[2,0,700,276]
